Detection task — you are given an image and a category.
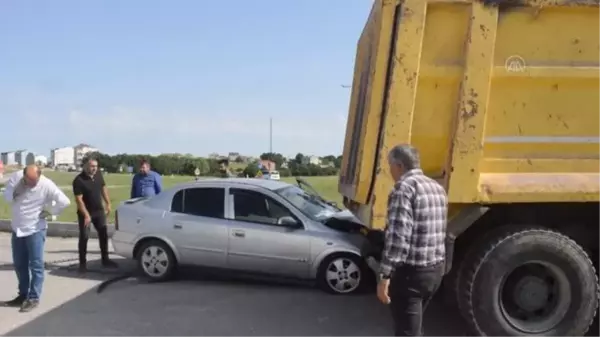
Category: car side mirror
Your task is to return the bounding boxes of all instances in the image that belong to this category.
[278,216,301,228]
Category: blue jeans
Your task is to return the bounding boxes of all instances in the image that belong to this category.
[11,230,46,300]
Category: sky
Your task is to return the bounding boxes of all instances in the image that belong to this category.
[0,0,372,158]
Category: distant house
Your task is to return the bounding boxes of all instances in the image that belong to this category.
[302,155,321,166]
[236,155,252,163]
[35,155,48,166]
[15,150,35,167]
[51,147,75,167]
[0,151,16,166]
[228,152,241,162]
[74,143,98,167]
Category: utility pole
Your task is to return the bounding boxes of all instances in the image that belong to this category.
[269,117,273,154]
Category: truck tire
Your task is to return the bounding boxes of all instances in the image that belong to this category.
[458,226,599,336]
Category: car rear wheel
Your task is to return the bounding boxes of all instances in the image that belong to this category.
[317,253,368,295]
[136,240,177,282]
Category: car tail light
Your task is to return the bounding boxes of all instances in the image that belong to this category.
[114,210,119,230]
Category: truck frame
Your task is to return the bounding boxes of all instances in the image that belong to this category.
[339,0,599,335]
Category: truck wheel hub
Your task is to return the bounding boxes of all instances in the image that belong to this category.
[513,275,549,312]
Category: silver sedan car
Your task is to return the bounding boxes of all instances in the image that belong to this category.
[112,178,382,294]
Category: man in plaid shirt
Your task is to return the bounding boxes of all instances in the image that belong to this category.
[376,144,448,336]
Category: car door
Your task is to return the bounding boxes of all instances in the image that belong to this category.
[226,187,311,279]
[168,186,230,268]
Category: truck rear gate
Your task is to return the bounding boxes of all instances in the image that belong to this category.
[339,0,599,229]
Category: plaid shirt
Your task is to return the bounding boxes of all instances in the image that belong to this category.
[379,169,448,277]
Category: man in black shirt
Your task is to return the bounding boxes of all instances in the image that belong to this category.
[72,157,117,272]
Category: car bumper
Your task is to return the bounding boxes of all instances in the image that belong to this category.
[111,231,136,259]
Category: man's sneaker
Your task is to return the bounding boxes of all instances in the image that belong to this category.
[1,295,25,307]
[102,260,118,268]
[78,264,87,274]
[19,299,39,313]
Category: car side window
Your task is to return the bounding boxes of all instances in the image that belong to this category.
[171,190,184,213]
[172,187,225,219]
[230,188,297,226]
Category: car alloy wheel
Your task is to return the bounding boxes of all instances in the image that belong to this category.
[325,257,362,294]
[140,245,170,278]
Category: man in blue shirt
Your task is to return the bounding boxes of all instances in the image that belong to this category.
[130,159,162,199]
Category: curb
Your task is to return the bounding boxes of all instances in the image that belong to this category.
[0,219,115,238]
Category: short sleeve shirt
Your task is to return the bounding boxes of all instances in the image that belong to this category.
[72,172,106,215]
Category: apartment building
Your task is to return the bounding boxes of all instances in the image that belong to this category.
[15,150,35,166]
[0,151,16,166]
[51,147,75,167]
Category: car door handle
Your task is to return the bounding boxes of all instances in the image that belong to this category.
[232,230,245,238]
[173,223,183,229]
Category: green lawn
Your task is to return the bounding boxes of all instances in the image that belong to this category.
[0,171,341,223]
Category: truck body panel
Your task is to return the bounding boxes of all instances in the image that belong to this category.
[339,0,599,229]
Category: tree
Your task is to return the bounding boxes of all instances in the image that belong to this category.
[294,153,305,164]
[322,155,336,165]
[334,155,343,169]
[278,168,291,177]
[243,163,260,177]
[84,151,340,177]
[196,158,210,175]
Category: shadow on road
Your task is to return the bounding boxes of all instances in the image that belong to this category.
[4,258,467,336]
[4,255,596,336]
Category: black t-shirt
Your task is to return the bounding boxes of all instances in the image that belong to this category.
[72,172,106,215]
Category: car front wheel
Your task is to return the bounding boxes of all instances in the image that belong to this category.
[317,253,369,295]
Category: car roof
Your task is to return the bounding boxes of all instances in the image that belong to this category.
[175,177,293,191]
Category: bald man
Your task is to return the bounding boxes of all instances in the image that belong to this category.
[1,165,70,312]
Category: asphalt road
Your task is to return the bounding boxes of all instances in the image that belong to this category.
[0,233,469,336]
[0,172,483,335]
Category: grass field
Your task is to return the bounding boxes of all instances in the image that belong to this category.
[0,171,341,223]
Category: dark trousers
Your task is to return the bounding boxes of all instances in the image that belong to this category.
[389,263,444,336]
[77,212,109,265]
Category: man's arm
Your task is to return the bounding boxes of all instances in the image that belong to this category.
[3,180,16,203]
[100,174,111,211]
[130,175,137,199]
[46,179,71,215]
[379,183,415,277]
[2,172,24,203]
[72,178,90,219]
[102,186,111,206]
[154,173,162,195]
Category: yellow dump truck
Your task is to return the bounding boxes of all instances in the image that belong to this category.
[340,0,599,335]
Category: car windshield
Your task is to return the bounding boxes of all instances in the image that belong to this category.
[275,185,337,221]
